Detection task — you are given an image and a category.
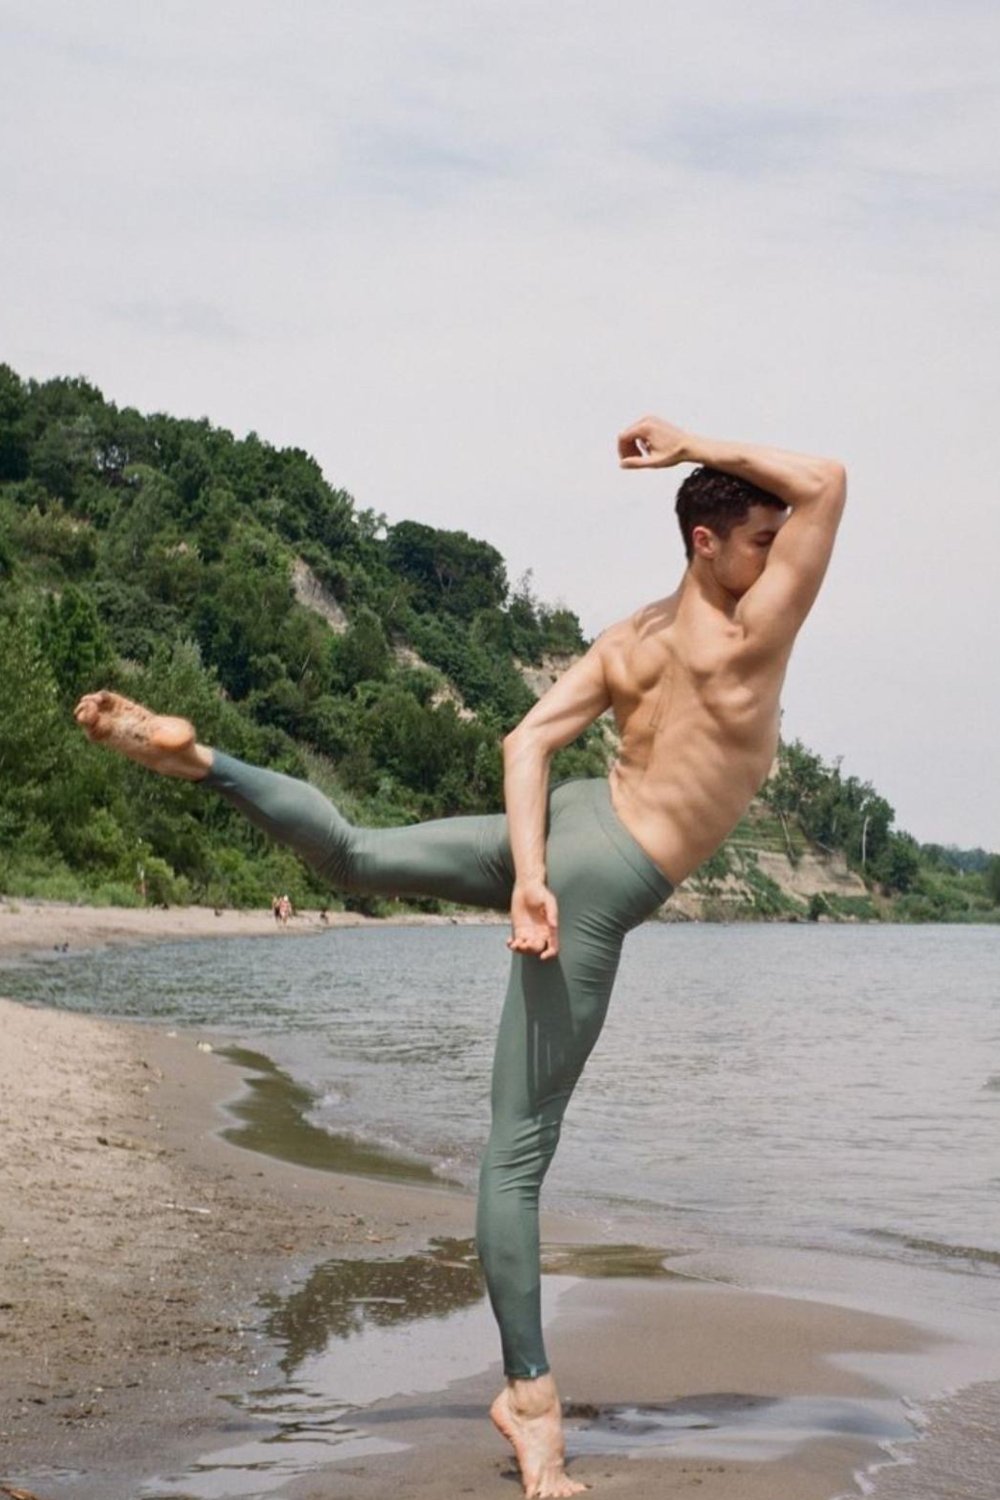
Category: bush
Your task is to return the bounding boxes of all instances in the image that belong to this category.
[90,881,144,908]
[696,845,733,883]
[140,854,192,907]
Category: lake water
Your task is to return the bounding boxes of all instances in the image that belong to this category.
[4,922,998,1273]
[5,921,1000,1498]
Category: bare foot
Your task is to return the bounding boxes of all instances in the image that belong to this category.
[73,691,213,781]
[490,1376,588,1498]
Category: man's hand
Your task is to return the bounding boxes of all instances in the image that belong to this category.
[507,879,560,961]
[618,415,691,469]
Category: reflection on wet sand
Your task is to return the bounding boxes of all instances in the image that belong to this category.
[217,1045,443,1183]
[259,1237,485,1372]
[564,1391,915,1461]
[539,1242,691,1280]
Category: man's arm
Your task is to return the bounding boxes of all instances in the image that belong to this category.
[619,415,846,645]
[503,641,612,960]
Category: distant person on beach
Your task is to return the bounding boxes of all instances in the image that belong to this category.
[74,415,845,1500]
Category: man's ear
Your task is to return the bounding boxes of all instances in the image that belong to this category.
[691,524,717,559]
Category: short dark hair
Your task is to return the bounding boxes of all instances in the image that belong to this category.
[675,466,786,562]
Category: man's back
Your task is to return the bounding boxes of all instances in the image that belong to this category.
[602,586,791,886]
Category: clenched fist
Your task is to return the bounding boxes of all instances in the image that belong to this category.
[507,879,560,962]
[618,415,692,469]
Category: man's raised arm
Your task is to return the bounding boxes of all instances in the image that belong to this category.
[619,415,846,644]
[502,641,612,960]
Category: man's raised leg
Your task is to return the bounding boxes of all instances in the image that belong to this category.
[73,691,513,907]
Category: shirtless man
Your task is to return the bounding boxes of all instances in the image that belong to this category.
[74,415,845,1499]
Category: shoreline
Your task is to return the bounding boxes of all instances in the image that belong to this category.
[4,899,997,960]
[3,914,1000,1497]
[0,895,507,963]
[0,992,495,1492]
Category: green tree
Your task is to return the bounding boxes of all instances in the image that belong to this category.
[0,608,68,847]
[195,531,293,698]
[28,412,100,504]
[762,739,827,821]
[10,500,99,579]
[875,832,921,893]
[169,438,212,506]
[539,604,586,655]
[386,520,508,620]
[331,607,391,691]
[39,586,115,702]
[196,483,238,561]
[0,364,30,481]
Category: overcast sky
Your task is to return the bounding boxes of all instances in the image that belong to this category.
[3,1,998,849]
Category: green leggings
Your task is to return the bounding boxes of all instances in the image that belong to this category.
[202,752,672,1378]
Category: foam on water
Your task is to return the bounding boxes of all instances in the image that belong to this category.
[849,1380,1000,1500]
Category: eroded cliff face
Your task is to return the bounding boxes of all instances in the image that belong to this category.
[666,846,874,923]
[292,557,350,633]
[515,653,580,700]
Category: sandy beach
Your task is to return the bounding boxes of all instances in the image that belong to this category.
[0,895,505,961]
[0,903,986,1500]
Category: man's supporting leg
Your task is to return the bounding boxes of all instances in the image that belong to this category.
[477,908,624,1498]
[476,935,621,1376]
[474,778,672,1497]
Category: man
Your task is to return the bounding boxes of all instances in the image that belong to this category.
[75,414,845,1499]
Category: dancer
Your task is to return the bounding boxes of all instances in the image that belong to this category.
[75,414,845,1498]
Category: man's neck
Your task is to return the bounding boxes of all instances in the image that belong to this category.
[678,562,739,619]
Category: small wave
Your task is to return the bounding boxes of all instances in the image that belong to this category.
[866,1229,1000,1271]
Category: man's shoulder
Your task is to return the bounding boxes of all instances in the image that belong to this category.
[601,595,676,644]
[591,614,637,667]
[594,600,678,687]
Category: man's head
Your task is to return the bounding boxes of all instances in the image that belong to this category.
[675,466,787,597]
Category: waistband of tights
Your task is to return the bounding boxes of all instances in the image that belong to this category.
[555,778,673,903]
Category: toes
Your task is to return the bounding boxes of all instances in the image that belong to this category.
[532,1464,589,1498]
[75,702,108,739]
[74,690,117,722]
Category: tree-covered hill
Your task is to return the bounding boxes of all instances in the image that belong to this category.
[1,365,996,920]
[0,365,599,909]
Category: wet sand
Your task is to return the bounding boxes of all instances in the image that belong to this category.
[0,903,974,1500]
[0,995,486,1479]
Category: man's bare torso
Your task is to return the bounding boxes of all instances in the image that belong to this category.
[602,591,790,887]
[503,418,845,963]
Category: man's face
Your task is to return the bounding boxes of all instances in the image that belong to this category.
[696,504,788,598]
